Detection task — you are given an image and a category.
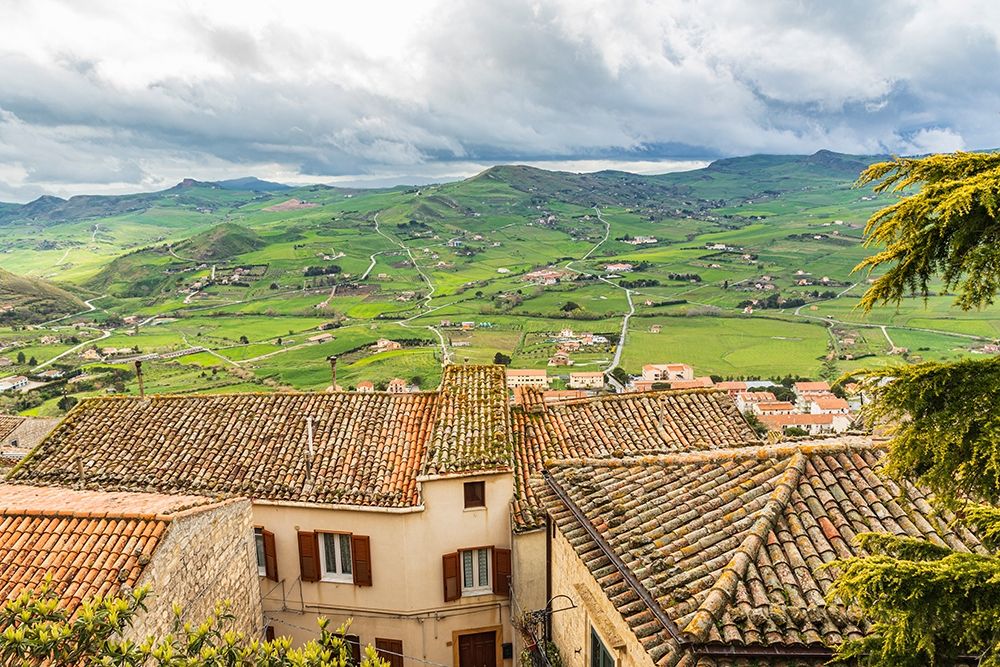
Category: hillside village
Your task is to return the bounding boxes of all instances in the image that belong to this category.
[0,361,941,667]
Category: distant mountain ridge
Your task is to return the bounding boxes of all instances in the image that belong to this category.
[0,176,294,226]
[0,150,882,226]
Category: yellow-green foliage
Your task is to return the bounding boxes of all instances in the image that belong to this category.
[855,151,1000,311]
[0,580,388,667]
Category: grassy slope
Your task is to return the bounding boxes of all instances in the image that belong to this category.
[2,151,995,404]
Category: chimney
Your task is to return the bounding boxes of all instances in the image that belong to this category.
[327,355,338,390]
[134,360,145,398]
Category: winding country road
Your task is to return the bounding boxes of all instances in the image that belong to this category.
[563,206,636,371]
[372,212,451,365]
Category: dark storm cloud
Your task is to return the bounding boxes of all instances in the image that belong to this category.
[0,0,997,201]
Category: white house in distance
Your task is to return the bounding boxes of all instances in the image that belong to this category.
[734,391,777,413]
[505,369,549,389]
[568,371,605,390]
[0,376,28,393]
[604,262,633,273]
[641,363,694,382]
[758,412,853,435]
[809,395,851,414]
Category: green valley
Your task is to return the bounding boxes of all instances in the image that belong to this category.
[1,151,996,416]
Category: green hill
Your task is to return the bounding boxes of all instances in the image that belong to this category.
[0,268,85,323]
[88,223,265,298]
[173,223,265,261]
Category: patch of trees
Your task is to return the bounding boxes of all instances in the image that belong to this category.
[493,352,512,365]
[737,293,805,309]
[304,264,342,276]
[619,278,660,288]
[667,272,702,282]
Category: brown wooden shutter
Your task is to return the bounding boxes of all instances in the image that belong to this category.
[351,534,372,586]
[375,638,404,667]
[262,529,278,582]
[442,552,461,601]
[297,531,320,582]
[493,547,511,597]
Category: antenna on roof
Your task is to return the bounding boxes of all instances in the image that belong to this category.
[306,416,315,459]
[134,360,145,399]
[303,416,315,486]
[327,355,337,391]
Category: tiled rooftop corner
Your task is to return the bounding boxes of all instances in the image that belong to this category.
[533,437,984,662]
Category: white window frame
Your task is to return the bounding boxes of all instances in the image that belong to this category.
[460,547,492,595]
[254,528,267,577]
[319,532,354,583]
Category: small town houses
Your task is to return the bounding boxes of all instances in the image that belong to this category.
[0,363,946,667]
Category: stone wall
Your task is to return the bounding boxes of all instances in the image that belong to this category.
[548,527,665,667]
[128,498,263,641]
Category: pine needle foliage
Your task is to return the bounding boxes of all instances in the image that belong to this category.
[854,151,1000,311]
[830,150,1000,666]
[856,356,1000,504]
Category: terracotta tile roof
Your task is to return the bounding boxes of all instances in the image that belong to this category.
[811,396,850,410]
[755,402,795,412]
[0,484,218,613]
[424,365,512,475]
[0,414,25,441]
[507,369,547,376]
[534,437,984,665]
[669,378,715,389]
[9,391,440,507]
[735,391,776,403]
[794,381,830,392]
[758,414,845,427]
[10,365,511,505]
[714,382,747,392]
[511,388,760,532]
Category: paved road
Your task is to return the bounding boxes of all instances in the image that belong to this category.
[35,329,112,369]
[372,212,452,365]
[563,207,635,372]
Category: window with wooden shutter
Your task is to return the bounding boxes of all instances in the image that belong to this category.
[298,531,320,582]
[492,547,511,597]
[442,552,461,601]
[262,529,278,582]
[351,535,372,586]
[375,638,404,667]
[464,481,485,508]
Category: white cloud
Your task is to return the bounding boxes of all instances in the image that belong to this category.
[0,0,997,201]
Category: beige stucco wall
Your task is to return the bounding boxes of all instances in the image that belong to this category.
[257,471,515,667]
[548,527,665,667]
[511,528,547,656]
[129,498,263,641]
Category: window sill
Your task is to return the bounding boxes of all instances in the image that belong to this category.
[320,576,354,584]
[461,588,494,597]
[463,506,486,512]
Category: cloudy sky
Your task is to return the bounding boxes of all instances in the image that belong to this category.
[1,0,998,202]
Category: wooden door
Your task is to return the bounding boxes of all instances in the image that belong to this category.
[458,631,496,667]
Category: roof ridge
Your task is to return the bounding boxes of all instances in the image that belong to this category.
[680,451,808,642]
[0,508,172,521]
[550,386,728,407]
[542,438,878,468]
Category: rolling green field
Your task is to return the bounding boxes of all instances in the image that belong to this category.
[1,151,995,415]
